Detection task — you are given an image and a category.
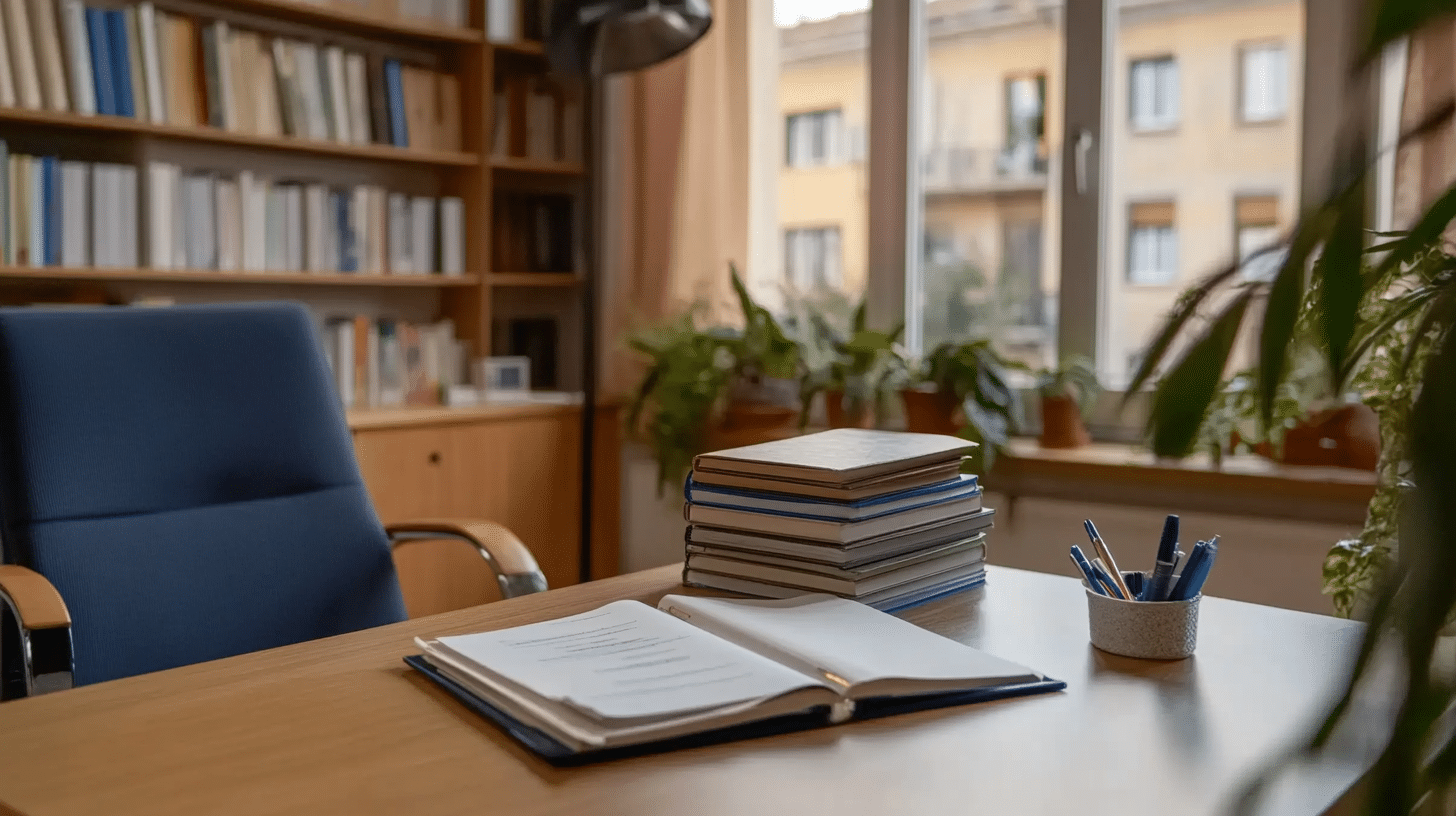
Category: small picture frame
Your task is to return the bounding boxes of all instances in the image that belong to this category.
[477,356,531,395]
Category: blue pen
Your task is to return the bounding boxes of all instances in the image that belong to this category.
[1143,514,1181,601]
[1069,548,1104,595]
[1172,536,1219,600]
[1168,539,1210,602]
[1089,560,1125,600]
[1071,547,1100,591]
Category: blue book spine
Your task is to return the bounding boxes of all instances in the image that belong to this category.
[43,157,60,266]
[85,8,115,116]
[384,60,407,148]
[105,10,134,118]
[338,193,357,273]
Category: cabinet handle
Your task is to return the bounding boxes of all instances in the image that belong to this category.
[428,452,442,465]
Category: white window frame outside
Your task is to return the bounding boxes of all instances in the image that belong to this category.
[1127,221,1178,286]
[784,226,844,291]
[1129,55,1179,132]
[785,109,846,168]
[1240,41,1290,124]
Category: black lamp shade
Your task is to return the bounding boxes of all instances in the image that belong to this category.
[548,0,713,76]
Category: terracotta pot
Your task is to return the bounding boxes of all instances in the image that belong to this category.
[901,389,961,435]
[1281,403,1380,471]
[825,389,873,429]
[721,374,800,434]
[1039,394,1090,449]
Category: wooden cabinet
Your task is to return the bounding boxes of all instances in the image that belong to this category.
[351,403,620,617]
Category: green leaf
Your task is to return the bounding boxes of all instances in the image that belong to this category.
[1123,260,1245,400]
[1362,0,1456,65]
[1339,285,1441,391]
[1148,290,1255,457]
[1257,210,1323,426]
[1319,188,1367,389]
[1369,186,1456,284]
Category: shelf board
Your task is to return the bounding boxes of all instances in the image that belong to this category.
[0,267,481,287]
[490,156,586,175]
[206,0,481,43]
[487,273,581,287]
[0,107,479,167]
[491,40,546,55]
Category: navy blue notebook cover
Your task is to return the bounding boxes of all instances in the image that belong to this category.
[404,654,1065,766]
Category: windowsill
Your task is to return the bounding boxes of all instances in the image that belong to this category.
[1129,124,1179,136]
[1236,115,1288,127]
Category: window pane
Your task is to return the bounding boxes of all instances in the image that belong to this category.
[1102,0,1304,386]
[776,3,870,305]
[914,2,1061,369]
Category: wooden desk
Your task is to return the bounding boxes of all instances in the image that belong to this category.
[0,567,1372,816]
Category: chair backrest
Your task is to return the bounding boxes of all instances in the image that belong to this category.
[0,302,407,685]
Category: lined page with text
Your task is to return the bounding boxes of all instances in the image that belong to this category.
[433,600,824,722]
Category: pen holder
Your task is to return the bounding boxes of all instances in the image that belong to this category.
[1085,572,1200,660]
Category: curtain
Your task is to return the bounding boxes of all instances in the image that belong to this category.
[1392,22,1456,229]
[598,1,755,393]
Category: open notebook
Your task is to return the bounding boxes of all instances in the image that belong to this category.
[406,594,1063,764]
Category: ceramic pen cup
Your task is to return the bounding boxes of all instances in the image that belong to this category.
[1084,571,1200,660]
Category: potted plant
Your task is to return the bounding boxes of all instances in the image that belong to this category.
[720,264,802,433]
[903,339,1023,471]
[1033,355,1099,449]
[799,299,907,429]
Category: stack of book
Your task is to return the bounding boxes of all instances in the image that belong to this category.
[319,315,464,409]
[682,429,995,612]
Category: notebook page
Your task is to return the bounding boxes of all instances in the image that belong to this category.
[657,594,1041,694]
[433,600,824,722]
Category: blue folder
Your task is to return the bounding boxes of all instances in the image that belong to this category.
[404,654,1065,766]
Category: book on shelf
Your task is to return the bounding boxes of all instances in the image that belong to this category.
[320,315,464,408]
[491,192,574,273]
[0,3,462,156]
[1,144,135,268]
[492,75,583,163]
[145,160,462,275]
[406,592,1063,762]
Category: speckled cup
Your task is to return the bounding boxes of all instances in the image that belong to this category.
[1085,572,1200,660]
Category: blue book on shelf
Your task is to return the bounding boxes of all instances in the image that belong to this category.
[42,157,59,267]
[105,10,134,118]
[85,8,115,116]
[337,193,357,273]
[383,59,407,148]
[685,474,980,522]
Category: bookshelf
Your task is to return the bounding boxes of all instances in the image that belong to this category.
[0,0,613,594]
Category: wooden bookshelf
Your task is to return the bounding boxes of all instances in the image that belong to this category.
[211,0,484,43]
[492,40,546,56]
[0,108,478,167]
[487,273,580,287]
[490,156,586,175]
[0,267,481,287]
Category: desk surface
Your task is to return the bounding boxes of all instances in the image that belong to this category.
[0,566,1370,816]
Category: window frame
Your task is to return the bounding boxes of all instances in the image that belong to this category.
[864,0,1367,396]
[784,108,846,169]
[1236,39,1290,126]
[1128,54,1180,134]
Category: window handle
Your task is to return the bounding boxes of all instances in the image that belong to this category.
[1074,128,1093,195]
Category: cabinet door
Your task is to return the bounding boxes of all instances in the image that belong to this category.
[355,426,500,617]
[449,414,581,590]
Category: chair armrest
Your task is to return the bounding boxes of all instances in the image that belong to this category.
[0,566,73,700]
[386,519,548,599]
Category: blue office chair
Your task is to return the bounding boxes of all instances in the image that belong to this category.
[0,302,548,699]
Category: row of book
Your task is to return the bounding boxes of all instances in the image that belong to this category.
[0,0,460,152]
[2,147,137,267]
[492,76,582,164]
[320,315,465,409]
[681,429,995,612]
[147,162,464,275]
[484,0,551,45]
[491,193,574,273]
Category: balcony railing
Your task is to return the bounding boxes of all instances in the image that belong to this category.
[922,143,1050,195]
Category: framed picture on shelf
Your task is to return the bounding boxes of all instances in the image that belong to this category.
[477,356,531,396]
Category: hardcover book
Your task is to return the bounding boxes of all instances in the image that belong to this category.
[693,428,976,486]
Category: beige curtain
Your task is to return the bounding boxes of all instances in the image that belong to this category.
[599,3,755,394]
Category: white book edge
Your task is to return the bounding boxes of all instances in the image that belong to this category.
[5,0,43,109]
[137,2,164,124]
[27,0,68,112]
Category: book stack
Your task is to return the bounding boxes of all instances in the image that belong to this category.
[319,315,464,408]
[682,429,995,612]
[491,76,583,163]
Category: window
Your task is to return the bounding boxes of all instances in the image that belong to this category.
[1130,56,1179,131]
[1127,202,1178,285]
[1240,43,1289,123]
[1235,195,1283,281]
[786,109,845,168]
[1003,74,1047,175]
[784,227,843,291]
